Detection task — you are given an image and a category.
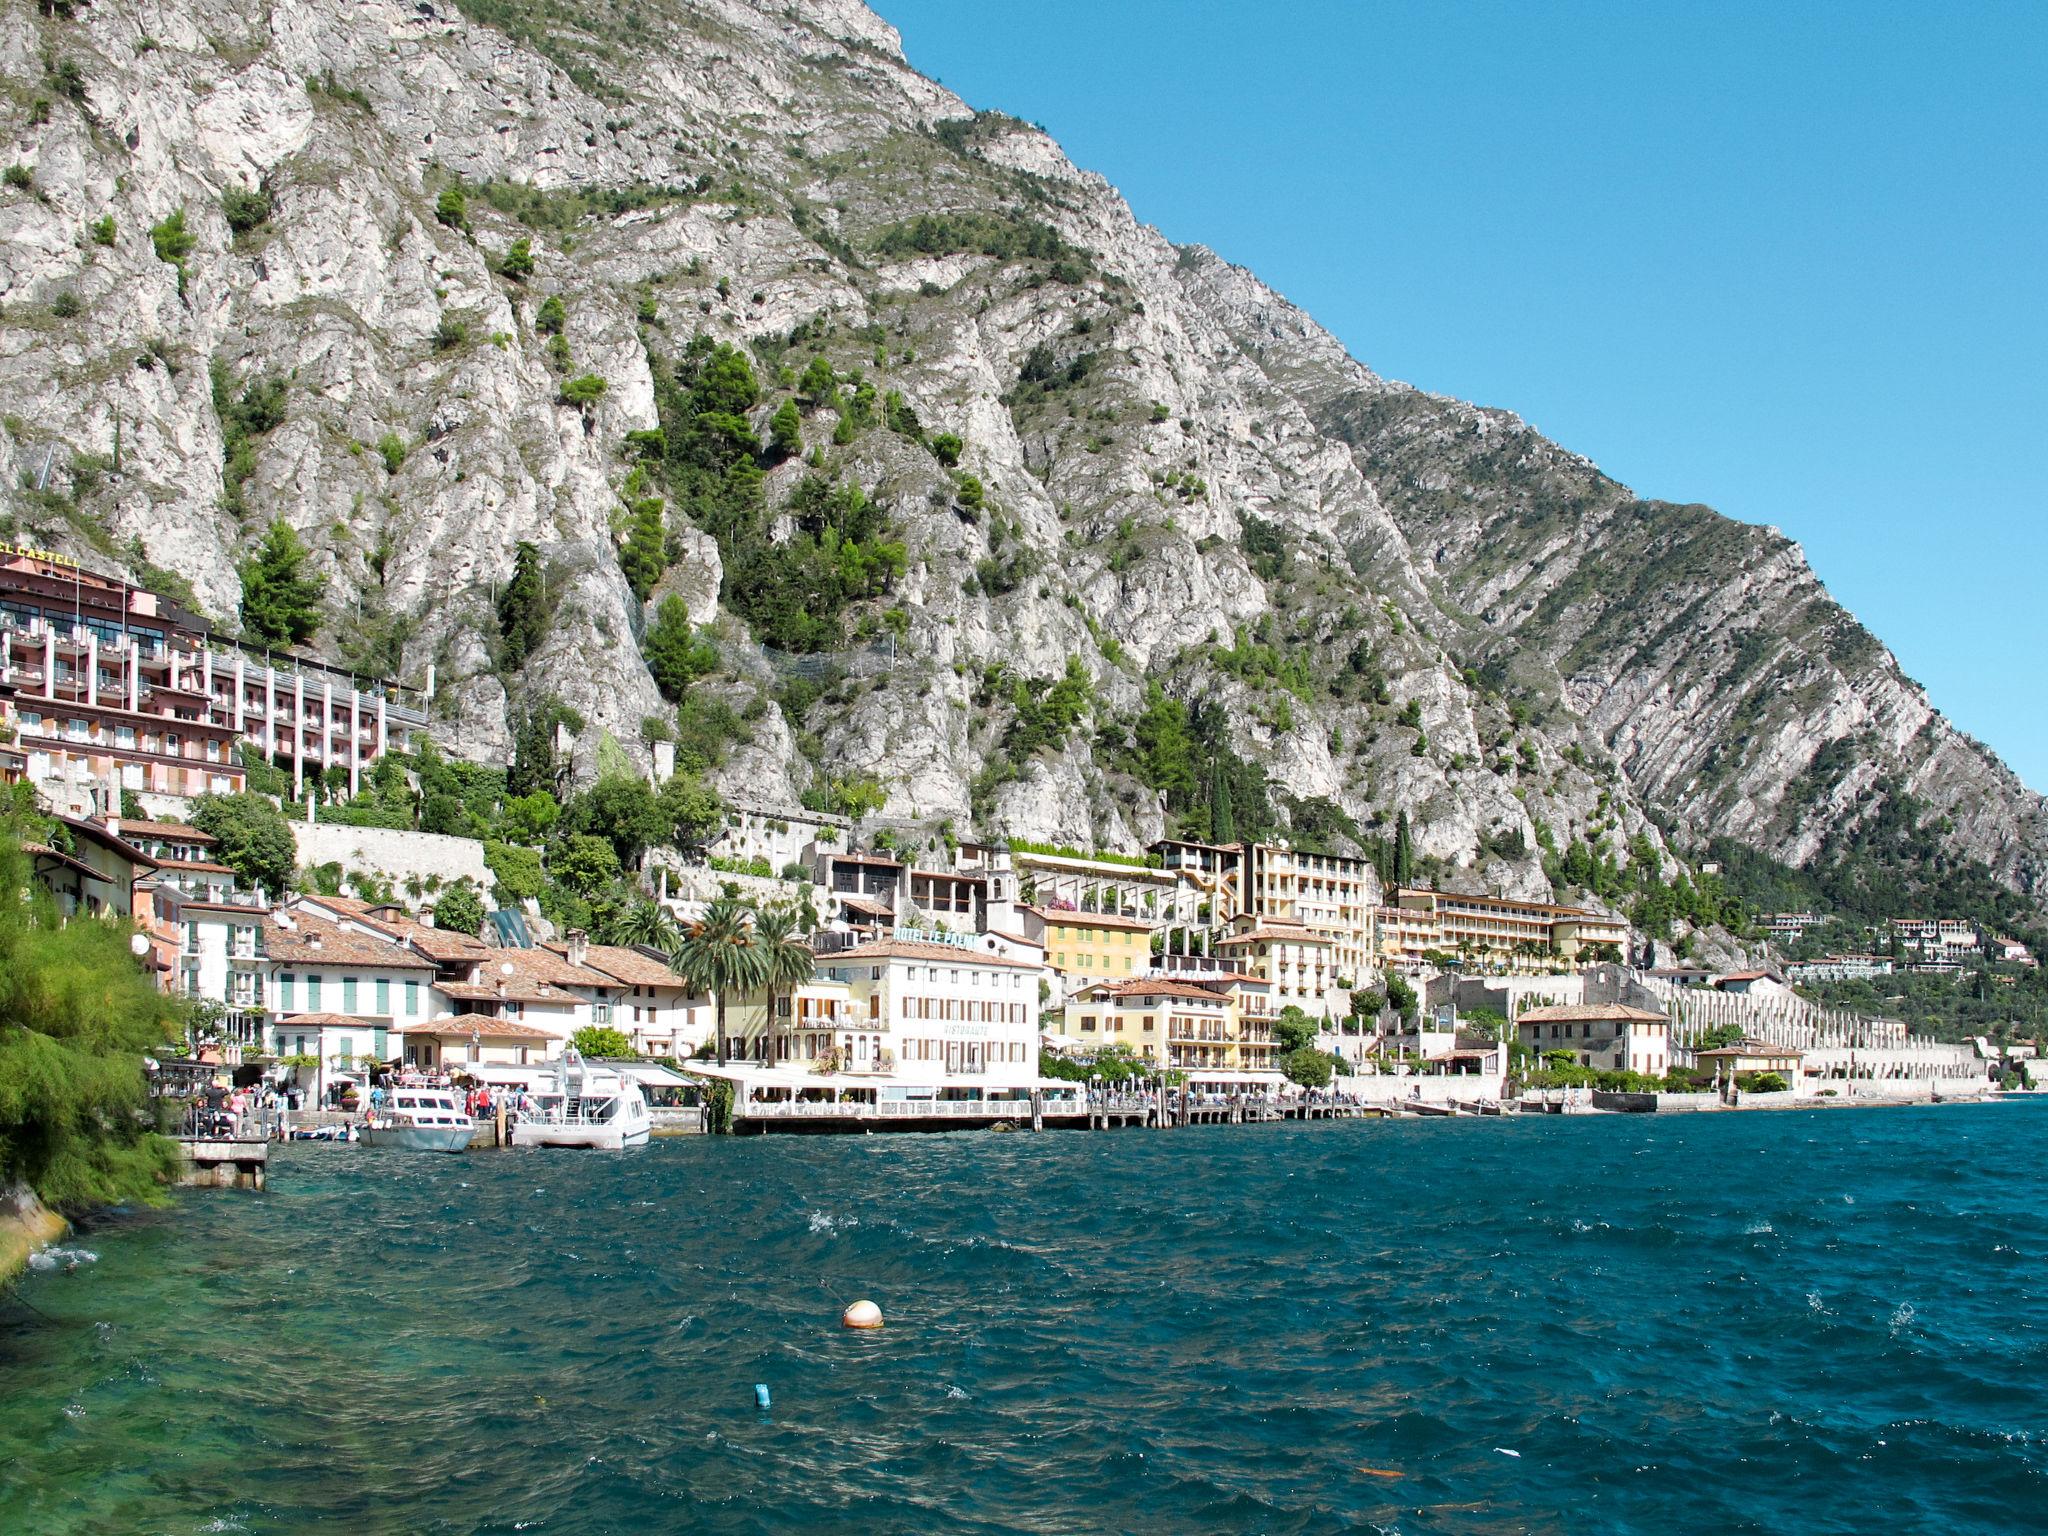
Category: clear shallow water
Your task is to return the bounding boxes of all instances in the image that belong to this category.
[5,1104,2047,1534]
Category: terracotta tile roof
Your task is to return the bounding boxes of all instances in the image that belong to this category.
[434,981,583,1005]
[1716,970,1785,984]
[155,859,240,876]
[274,1011,391,1028]
[264,912,434,970]
[1104,978,1230,1004]
[400,1017,559,1041]
[546,942,681,989]
[108,819,215,845]
[1216,926,1333,946]
[1692,1040,1803,1059]
[1025,905,1155,931]
[1517,1003,1668,1024]
[475,945,621,990]
[818,938,1041,970]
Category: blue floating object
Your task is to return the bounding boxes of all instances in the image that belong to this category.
[754,1383,771,1410]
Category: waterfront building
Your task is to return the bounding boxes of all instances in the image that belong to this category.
[541,936,710,1056]
[1064,971,1281,1087]
[263,910,437,1064]
[435,943,624,1040]
[1239,841,1378,988]
[1214,915,1336,1014]
[807,936,1041,1080]
[1691,1038,1806,1084]
[0,546,424,811]
[735,976,857,1066]
[1516,1003,1672,1076]
[1019,904,1156,994]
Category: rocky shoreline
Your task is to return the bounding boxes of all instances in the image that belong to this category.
[0,1182,69,1285]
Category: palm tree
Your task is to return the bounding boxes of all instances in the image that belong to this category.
[667,898,767,1065]
[751,906,817,1065]
[604,896,677,951]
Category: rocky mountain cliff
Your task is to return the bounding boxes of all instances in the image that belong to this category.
[2,0,2040,919]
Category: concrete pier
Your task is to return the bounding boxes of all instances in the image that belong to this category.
[175,1137,268,1190]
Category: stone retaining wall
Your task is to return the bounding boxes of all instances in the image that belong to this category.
[293,822,494,899]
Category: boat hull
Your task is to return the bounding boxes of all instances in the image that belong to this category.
[360,1122,475,1154]
[509,1122,650,1150]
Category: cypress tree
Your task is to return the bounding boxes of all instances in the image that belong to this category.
[1393,809,1413,886]
[1209,759,1235,844]
[497,540,546,667]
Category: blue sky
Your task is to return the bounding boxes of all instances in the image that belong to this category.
[876,1,2048,791]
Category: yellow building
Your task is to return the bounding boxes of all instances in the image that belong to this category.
[1214,916,1337,1014]
[1019,905,1156,990]
[1064,972,1280,1082]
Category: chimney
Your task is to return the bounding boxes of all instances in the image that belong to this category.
[104,815,120,840]
[567,928,588,967]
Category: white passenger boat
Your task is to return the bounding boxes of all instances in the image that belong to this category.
[360,1088,476,1153]
[510,1049,651,1150]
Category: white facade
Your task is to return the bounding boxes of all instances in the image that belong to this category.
[812,939,1042,1083]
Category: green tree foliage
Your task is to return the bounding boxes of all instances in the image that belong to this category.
[376,432,406,474]
[873,212,1089,281]
[1272,1006,1318,1053]
[432,884,486,936]
[560,373,608,409]
[211,365,287,518]
[657,770,725,854]
[650,337,905,653]
[87,213,116,246]
[535,293,566,335]
[1394,811,1414,886]
[930,431,963,467]
[1383,973,1418,1020]
[496,237,535,280]
[798,354,836,404]
[550,833,623,899]
[508,698,580,798]
[562,773,667,870]
[434,185,468,230]
[190,792,297,898]
[149,207,195,292]
[1281,1045,1335,1089]
[496,540,546,668]
[643,597,718,701]
[571,1025,635,1059]
[618,467,668,600]
[221,185,272,234]
[239,520,324,645]
[0,816,181,1212]
[1130,681,1199,804]
[802,773,886,822]
[767,397,802,460]
[667,897,771,1067]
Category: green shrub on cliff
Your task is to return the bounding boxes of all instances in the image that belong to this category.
[0,803,182,1212]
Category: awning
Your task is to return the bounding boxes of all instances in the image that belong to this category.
[1181,1069,1287,1085]
[459,1063,548,1087]
[614,1062,695,1089]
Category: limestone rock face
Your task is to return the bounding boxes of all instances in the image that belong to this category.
[1,0,2039,915]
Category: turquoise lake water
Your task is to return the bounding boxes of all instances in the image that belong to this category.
[4,1103,2046,1533]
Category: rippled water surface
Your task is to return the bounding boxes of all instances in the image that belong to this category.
[6,1103,2048,1533]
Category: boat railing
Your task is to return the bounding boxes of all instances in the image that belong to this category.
[740,1098,1039,1120]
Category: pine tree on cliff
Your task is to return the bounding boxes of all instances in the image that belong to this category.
[1394,810,1414,887]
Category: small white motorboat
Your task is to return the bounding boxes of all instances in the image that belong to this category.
[510,1048,651,1150]
[360,1088,476,1154]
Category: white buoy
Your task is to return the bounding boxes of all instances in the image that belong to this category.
[841,1299,884,1330]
